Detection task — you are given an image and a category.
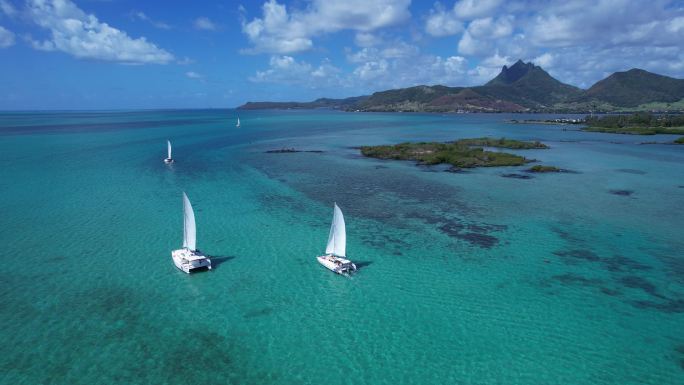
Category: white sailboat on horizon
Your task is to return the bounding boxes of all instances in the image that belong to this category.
[171,192,211,273]
[316,203,357,275]
[236,117,241,128]
[164,140,174,164]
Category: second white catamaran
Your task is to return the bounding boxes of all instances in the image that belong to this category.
[171,192,211,273]
[317,203,357,275]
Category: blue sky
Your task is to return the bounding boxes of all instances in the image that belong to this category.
[0,0,683,109]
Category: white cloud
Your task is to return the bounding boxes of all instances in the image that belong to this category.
[456,30,478,55]
[353,59,389,81]
[251,51,473,93]
[424,0,506,38]
[0,25,14,48]
[0,0,16,17]
[194,17,217,31]
[465,53,512,84]
[532,52,555,68]
[248,1,684,94]
[481,51,512,68]
[349,54,472,89]
[425,3,463,37]
[668,16,684,33]
[444,56,467,74]
[185,71,203,79]
[131,11,171,30]
[453,0,503,19]
[242,0,411,54]
[380,40,419,59]
[25,0,173,64]
[526,0,683,48]
[346,40,419,63]
[343,38,474,89]
[250,55,343,88]
[467,16,513,39]
[456,15,514,55]
[354,32,381,47]
[346,47,377,63]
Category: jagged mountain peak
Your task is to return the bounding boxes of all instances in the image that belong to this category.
[487,60,540,85]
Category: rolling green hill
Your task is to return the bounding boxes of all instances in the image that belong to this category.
[581,69,684,107]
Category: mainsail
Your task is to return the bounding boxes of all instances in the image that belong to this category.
[182,192,197,251]
[236,118,241,128]
[325,203,346,257]
[167,140,172,159]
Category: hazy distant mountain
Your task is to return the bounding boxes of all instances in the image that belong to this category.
[239,96,368,110]
[238,61,684,113]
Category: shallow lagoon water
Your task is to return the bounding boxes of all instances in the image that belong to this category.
[0,110,683,384]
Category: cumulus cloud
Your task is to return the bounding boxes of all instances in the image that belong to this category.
[467,16,513,39]
[253,37,473,94]
[346,40,419,63]
[425,3,463,37]
[242,0,411,54]
[185,71,203,79]
[526,0,683,48]
[464,52,513,83]
[250,55,343,88]
[194,17,217,31]
[453,0,502,19]
[354,32,381,47]
[25,0,173,64]
[249,0,684,94]
[532,52,555,68]
[425,0,684,87]
[0,25,14,48]
[456,15,515,56]
[349,54,470,89]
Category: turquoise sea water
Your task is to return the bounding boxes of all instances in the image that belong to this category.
[0,109,683,384]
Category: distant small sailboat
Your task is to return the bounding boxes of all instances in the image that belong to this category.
[171,192,211,273]
[236,117,241,128]
[164,140,174,164]
[317,203,357,275]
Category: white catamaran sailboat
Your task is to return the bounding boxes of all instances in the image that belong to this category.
[164,140,174,164]
[317,203,357,275]
[171,192,211,273]
[236,117,241,128]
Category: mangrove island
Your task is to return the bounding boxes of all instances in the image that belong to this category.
[360,137,547,169]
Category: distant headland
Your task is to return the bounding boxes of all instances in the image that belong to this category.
[238,60,684,114]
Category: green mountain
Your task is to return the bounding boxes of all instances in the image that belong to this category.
[237,61,684,113]
[352,61,582,112]
[475,60,583,108]
[581,69,684,107]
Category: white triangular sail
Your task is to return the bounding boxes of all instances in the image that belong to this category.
[182,192,197,251]
[325,203,346,257]
[167,140,172,159]
[236,118,240,128]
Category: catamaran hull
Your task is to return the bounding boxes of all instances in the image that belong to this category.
[172,249,211,274]
[316,255,357,275]
[164,158,174,164]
